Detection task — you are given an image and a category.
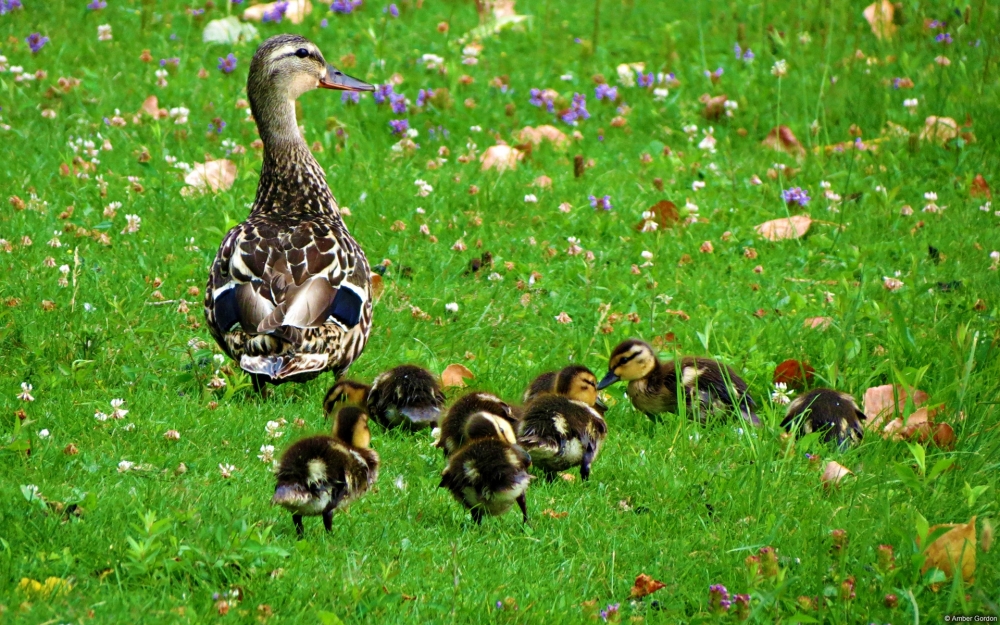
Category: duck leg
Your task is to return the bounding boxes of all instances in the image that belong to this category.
[250,373,270,399]
[580,440,596,482]
[516,493,528,524]
[292,514,304,538]
[322,504,335,532]
[470,507,485,525]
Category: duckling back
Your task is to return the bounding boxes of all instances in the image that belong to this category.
[522,370,558,403]
[437,392,519,457]
[368,365,445,429]
[439,437,532,523]
[517,395,607,480]
[781,388,865,448]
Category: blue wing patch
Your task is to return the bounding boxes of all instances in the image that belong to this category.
[329,286,363,327]
[213,287,240,334]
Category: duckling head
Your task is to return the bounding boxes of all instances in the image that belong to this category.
[597,339,658,389]
[323,380,371,417]
[463,411,518,445]
[333,406,372,449]
[555,365,606,410]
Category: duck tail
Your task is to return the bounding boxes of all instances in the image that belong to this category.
[241,353,329,380]
[272,483,311,507]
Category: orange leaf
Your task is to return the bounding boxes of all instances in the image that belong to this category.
[970,174,992,199]
[441,364,475,388]
[919,517,976,586]
[919,116,959,146]
[370,274,384,300]
[804,317,832,330]
[699,93,728,121]
[821,460,853,487]
[517,125,568,149]
[773,359,814,391]
[762,125,805,158]
[863,384,929,430]
[629,573,666,598]
[480,144,523,172]
[933,423,956,450]
[635,199,680,231]
[754,215,812,241]
[182,159,237,195]
[863,0,897,40]
[140,95,160,118]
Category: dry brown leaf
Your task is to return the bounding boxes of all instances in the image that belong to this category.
[863,0,897,40]
[970,174,992,199]
[933,423,956,450]
[140,95,161,118]
[629,573,666,599]
[982,519,994,553]
[883,405,932,438]
[821,460,853,487]
[517,124,568,148]
[762,125,806,158]
[532,175,552,189]
[863,384,929,430]
[634,199,680,231]
[754,215,812,241]
[804,317,832,330]
[773,359,815,391]
[243,0,312,24]
[182,159,237,195]
[699,93,728,120]
[441,363,475,388]
[370,274,384,300]
[480,144,523,171]
[920,517,976,586]
[919,116,959,145]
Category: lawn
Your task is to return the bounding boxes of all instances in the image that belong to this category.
[1,0,999,622]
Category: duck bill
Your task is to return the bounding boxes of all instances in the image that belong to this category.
[319,65,374,92]
[596,372,619,390]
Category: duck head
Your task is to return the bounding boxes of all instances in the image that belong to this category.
[555,365,606,410]
[597,339,658,389]
[323,380,371,417]
[333,406,372,449]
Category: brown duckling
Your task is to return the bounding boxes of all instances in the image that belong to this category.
[597,339,759,425]
[439,413,532,524]
[781,388,865,448]
[436,391,519,457]
[517,395,607,481]
[322,364,445,430]
[271,406,379,536]
[523,364,607,412]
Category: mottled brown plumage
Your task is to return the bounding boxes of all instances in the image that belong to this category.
[781,388,865,448]
[436,391,520,457]
[517,395,607,480]
[321,366,445,429]
[523,365,605,412]
[205,34,375,391]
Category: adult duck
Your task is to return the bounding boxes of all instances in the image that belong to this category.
[205,34,375,393]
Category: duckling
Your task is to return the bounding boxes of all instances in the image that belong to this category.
[523,365,607,412]
[205,35,376,394]
[322,365,445,430]
[271,406,379,536]
[517,395,607,481]
[781,388,866,448]
[436,391,519,457]
[439,413,532,524]
[597,339,759,425]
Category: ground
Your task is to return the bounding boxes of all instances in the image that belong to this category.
[0,0,998,623]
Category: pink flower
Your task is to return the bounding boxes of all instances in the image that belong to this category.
[554,312,573,324]
[883,276,904,291]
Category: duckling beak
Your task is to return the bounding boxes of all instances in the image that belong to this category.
[319,64,374,92]
[596,372,619,390]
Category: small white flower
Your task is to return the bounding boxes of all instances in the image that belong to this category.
[683,124,699,137]
[258,445,275,463]
[991,251,1000,262]
[118,460,135,473]
[83,302,96,312]
[212,353,226,366]
[924,191,938,201]
[656,293,673,305]
[903,98,919,114]
[164,429,181,441]
[405,127,419,139]
[265,420,284,439]
[469,125,482,132]
[59,264,70,275]
[560,72,574,82]
[771,59,788,78]
[820,180,831,189]
[771,382,793,405]
[558,202,572,213]
[524,194,538,203]
[883,276,904,291]
[692,180,706,191]
[110,398,128,420]
[18,382,34,402]
[979,201,992,212]
[208,375,226,389]
[122,214,141,234]
[38,429,50,439]
[487,272,503,281]
[414,179,433,197]
[445,302,459,313]
[394,475,407,490]
[97,24,112,41]
[653,87,669,102]
[94,410,109,422]
[23,484,42,500]
[155,68,168,87]
[684,200,700,214]
[219,463,235,479]
[123,422,136,432]
[641,250,654,260]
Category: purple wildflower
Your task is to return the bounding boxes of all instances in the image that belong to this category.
[0,0,23,14]
[734,594,751,620]
[495,601,503,610]
[207,119,227,134]
[384,3,398,17]
[704,67,724,80]
[782,187,810,206]
[342,91,360,104]
[320,18,328,27]
[217,53,237,74]
[330,0,362,14]
[929,20,946,29]
[389,92,407,114]
[160,57,180,68]
[742,49,755,62]
[561,93,589,124]
[262,1,289,22]
[26,33,49,54]
[599,603,620,622]
[189,7,205,15]
[734,42,742,58]
[231,0,245,3]
[416,88,432,107]
[659,72,676,84]
[935,32,952,44]
[709,584,731,614]
[637,71,654,87]
[86,0,107,9]
[594,83,618,101]
[529,88,555,112]
[389,119,409,135]
[589,195,612,211]
[374,83,395,104]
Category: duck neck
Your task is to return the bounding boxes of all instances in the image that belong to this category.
[249,88,339,218]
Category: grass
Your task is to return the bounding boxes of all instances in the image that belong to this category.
[1,0,999,622]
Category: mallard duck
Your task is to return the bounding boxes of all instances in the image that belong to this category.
[597,339,759,425]
[781,388,865,448]
[439,413,532,524]
[205,34,375,394]
[523,365,606,412]
[271,406,379,536]
[322,365,445,429]
[517,395,607,481]
[436,391,519,457]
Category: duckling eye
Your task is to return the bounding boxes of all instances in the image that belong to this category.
[295,48,310,59]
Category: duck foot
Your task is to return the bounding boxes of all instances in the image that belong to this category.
[293,514,304,538]
[251,373,270,400]
[323,506,334,532]
[516,493,528,524]
[470,507,484,525]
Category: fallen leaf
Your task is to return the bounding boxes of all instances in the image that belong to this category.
[804,316,832,330]
[629,573,666,598]
[202,16,260,45]
[370,274,384,300]
[480,144,523,171]
[243,0,312,24]
[762,125,806,158]
[140,95,164,118]
[821,460,853,487]
[863,0,897,40]
[441,363,475,388]
[542,508,568,519]
[773,359,815,391]
[532,175,552,189]
[982,519,993,553]
[754,215,812,241]
[863,384,929,430]
[970,174,991,199]
[920,517,976,586]
[699,93,728,120]
[634,199,680,231]
[517,125,568,149]
[883,405,932,439]
[182,159,237,195]
[919,116,959,146]
[933,423,956,450]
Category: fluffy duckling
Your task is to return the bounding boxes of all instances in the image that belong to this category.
[436,391,520,457]
[597,339,759,425]
[523,365,607,412]
[322,365,445,430]
[517,395,607,481]
[781,388,866,448]
[272,406,379,536]
[439,413,532,524]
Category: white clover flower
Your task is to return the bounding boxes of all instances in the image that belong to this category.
[653,88,669,102]
[771,59,788,78]
[18,382,34,402]
[38,429,50,439]
[771,382,793,405]
[524,194,538,203]
[118,460,135,473]
[97,24,112,41]
[265,420,284,439]
[219,463,235,478]
[258,445,275,463]
[414,179,433,197]
[641,250,654,260]
[445,302,459,313]
[692,180,706,191]
[110,398,128,419]
[122,214,141,234]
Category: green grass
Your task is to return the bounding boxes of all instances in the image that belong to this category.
[2,0,999,622]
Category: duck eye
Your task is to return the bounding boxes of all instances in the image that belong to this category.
[295,48,310,59]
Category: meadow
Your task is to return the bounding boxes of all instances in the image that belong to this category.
[1,0,999,622]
